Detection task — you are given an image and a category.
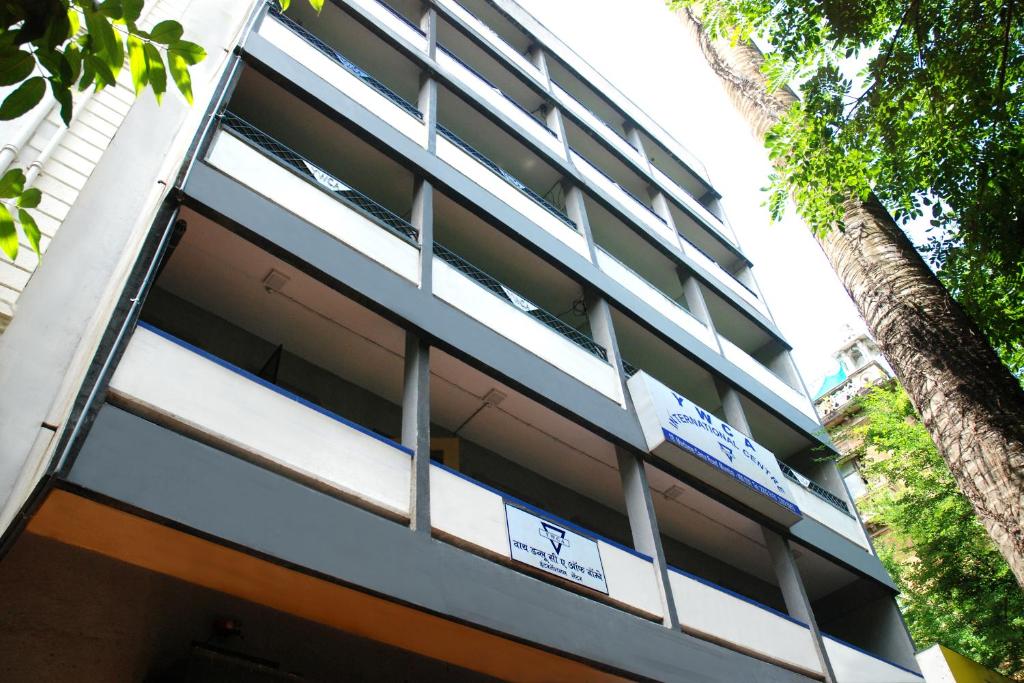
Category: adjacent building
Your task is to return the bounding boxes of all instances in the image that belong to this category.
[0,0,922,680]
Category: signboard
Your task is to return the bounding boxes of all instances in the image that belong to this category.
[505,503,608,594]
[627,371,801,525]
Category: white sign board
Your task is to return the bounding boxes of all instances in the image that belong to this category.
[505,503,608,594]
[628,372,801,525]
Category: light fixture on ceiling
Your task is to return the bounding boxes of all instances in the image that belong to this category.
[663,484,685,500]
[262,269,290,294]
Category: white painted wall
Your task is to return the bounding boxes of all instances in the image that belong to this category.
[825,636,923,683]
[436,136,590,259]
[429,462,662,618]
[668,569,823,677]
[110,326,413,518]
[206,129,421,283]
[258,15,426,145]
[433,257,622,403]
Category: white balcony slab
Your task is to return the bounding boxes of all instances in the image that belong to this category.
[825,636,923,682]
[670,569,822,677]
[650,164,734,244]
[109,325,413,518]
[207,130,420,284]
[433,257,622,404]
[437,50,564,158]
[628,371,801,526]
[436,136,590,260]
[595,247,716,349]
[259,16,426,145]
[679,238,767,315]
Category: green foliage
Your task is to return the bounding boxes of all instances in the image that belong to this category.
[850,385,1024,677]
[670,0,1024,377]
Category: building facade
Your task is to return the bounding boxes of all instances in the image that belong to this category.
[0,1,922,680]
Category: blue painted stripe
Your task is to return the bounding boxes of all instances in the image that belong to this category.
[667,565,810,629]
[662,429,801,517]
[430,461,654,563]
[134,322,414,456]
[822,633,924,677]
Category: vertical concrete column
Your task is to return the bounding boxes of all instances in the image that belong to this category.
[584,279,680,630]
[762,528,838,683]
[403,333,431,534]
[616,447,681,630]
[562,182,596,263]
[648,187,685,254]
[527,46,572,161]
[679,270,722,353]
[713,377,750,436]
[418,8,438,153]
[624,124,652,173]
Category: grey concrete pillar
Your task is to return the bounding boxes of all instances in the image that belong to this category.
[411,177,433,291]
[616,447,681,630]
[762,528,838,683]
[624,124,652,174]
[648,190,684,253]
[562,183,597,262]
[713,377,750,436]
[402,333,431,533]
[419,7,438,152]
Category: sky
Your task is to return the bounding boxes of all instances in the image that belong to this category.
[514,0,875,391]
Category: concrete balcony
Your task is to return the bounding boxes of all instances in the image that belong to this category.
[719,336,817,421]
[434,0,544,81]
[679,236,766,315]
[668,567,823,678]
[779,463,871,552]
[650,164,735,245]
[594,246,717,350]
[432,244,622,404]
[349,0,428,50]
[109,324,414,519]
[552,82,645,167]
[436,126,590,259]
[206,118,421,284]
[437,46,563,158]
[825,635,924,682]
[259,10,426,145]
[571,149,678,246]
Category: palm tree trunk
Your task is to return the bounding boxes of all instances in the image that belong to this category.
[677,7,1024,586]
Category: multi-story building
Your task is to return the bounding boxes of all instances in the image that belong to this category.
[0,1,922,680]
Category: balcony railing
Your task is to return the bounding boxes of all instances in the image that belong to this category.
[220,112,419,243]
[433,242,607,360]
[438,44,556,139]
[436,124,576,231]
[269,5,423,121]
[778,461,852,516]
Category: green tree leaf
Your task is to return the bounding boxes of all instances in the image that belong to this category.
[0,169,25,198]
[0,50,35,86]
[167,51,192,105]
[0,204,16,261]
[0,76,45,120]
[167,39,205,65]
[309,0,325,12]
[143,42,166,103]
[18,209,40,256]
[127,34,147,95]
[122,0,144,24]
[17,188,42,209]
[149,20,184,44]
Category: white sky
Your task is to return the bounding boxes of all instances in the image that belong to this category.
[515,0,873,389]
